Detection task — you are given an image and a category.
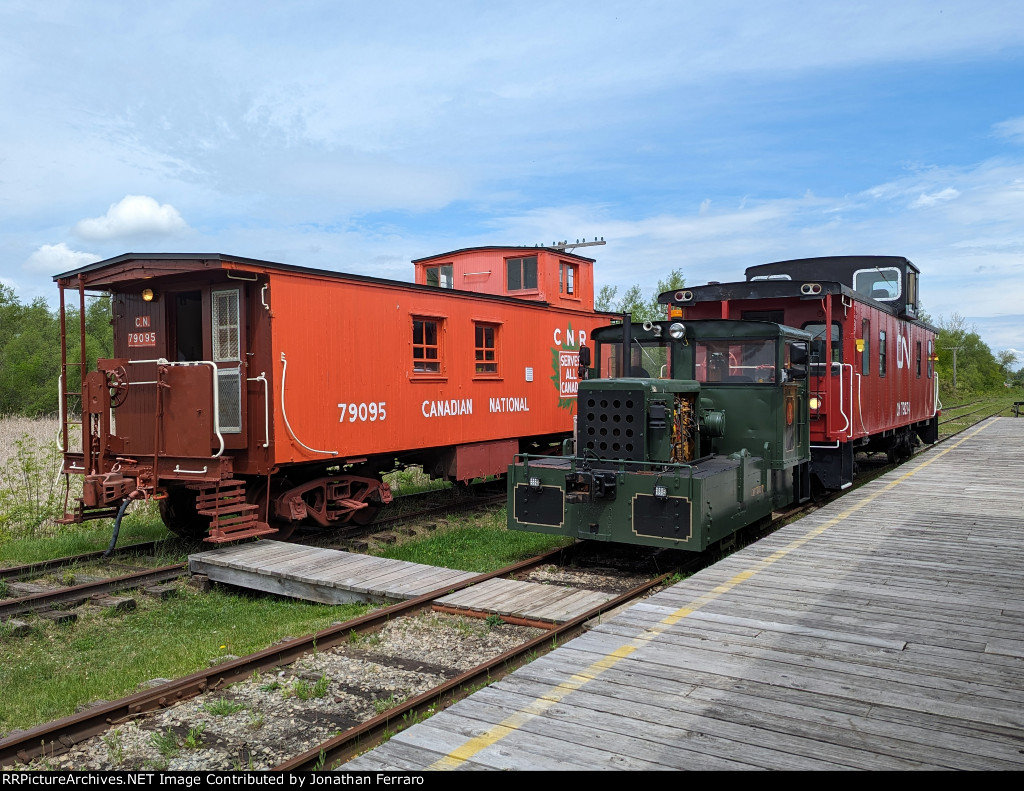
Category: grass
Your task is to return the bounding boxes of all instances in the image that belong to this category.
[377,507,571,573]
[0,584,370,736]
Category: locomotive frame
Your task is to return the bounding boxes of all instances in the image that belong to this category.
[54,248,608,542]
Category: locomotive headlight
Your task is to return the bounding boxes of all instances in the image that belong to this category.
[654,485,668,500]
[142,288,155,302]
[529,476,541,491]
[668,322,685,340]
[809,396,821,410]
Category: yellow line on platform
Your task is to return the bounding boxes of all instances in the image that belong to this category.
[428,421,994,770]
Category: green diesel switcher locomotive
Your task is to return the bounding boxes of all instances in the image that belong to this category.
[508,318,813,550]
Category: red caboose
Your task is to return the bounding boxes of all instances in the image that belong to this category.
[55,247,607,541]
[664,256,939,489]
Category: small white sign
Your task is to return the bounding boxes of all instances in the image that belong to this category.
[525,367,533,382]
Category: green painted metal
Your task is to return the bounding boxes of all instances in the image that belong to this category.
[508,319,812,550]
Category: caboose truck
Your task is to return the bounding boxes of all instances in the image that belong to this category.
[667,256,940,490]
[54,248,606,543]
[508,318,812,550]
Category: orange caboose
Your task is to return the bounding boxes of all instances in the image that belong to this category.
[55,247,607,541]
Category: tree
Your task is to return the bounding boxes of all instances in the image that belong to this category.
[934,312,1003,395]
[0,290,113,416]
[595,268,686,323]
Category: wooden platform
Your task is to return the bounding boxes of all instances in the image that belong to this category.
[346,418,1024,770]
[188,540,480,604]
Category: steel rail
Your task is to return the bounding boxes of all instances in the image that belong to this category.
[0,564,186,621]
[273,571,671,771]
[0,546,574,767]
[0,540,167,581]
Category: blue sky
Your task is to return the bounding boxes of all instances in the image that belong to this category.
[3,1,1023,361]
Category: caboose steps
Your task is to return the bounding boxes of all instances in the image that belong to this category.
[189,480,277,543]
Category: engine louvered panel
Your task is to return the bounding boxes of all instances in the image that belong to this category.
[578,389,645,461]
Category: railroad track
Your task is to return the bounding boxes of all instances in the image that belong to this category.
[0,546,667,769]
[3,406,1013,768]
[0,489,506,621]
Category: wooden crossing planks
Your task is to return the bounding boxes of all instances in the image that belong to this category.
[188,540,479,604]
[435,577,618,624]
[346,418,1024,770]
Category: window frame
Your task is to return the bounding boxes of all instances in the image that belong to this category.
[506,255,538,292]
[801,321,842,378]
[425,264,453,289]
[473,322,499,376]
[559,261,577,296]
[853,266,902,302]
[412,316,443,375]
[879,330,887,377]
[861,318,870,376]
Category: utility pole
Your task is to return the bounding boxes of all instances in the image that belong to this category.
[942,345,964,389]
[550,238,606,252]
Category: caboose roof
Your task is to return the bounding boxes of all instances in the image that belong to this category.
[51,251,576,308]
[411,246,596,264]
[745,255,919,282]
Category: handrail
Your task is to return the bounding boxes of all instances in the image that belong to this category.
[831,361,852,438]
[280,352,338,456]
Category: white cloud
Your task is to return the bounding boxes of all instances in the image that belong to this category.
[73,195,188,241]
[993,116,1024,144]
[23,243,101,275]
[910,187,960,209]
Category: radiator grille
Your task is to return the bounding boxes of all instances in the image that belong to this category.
[578,388,645,461]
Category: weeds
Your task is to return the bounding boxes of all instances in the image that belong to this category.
[248,712,265,731]
[402,705,436,726]
[203,699,246,716]
[150,729,179,758]
[485,614,503,629]
[184,723,206,749]
[259,680,282,692]
[0,433,66,540]
[102,728,126,766]
[287,675,329,700]
[373,694,406,714]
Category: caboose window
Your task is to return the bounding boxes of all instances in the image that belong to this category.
[426,264,453,289]
[474,323,498,375]
[212,290,240,362]
[412,318,441,373]
[559,262,577,295]
[861,319,870,376]
[853,267,901,301]
[802,322,841,377]
[879,330,887,377]
[916,341,922,378]
[212,289,242,434]
[928,340,934,378]
[506,256,538,291]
